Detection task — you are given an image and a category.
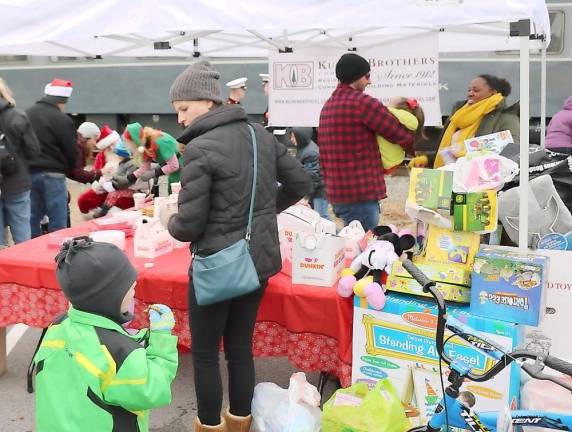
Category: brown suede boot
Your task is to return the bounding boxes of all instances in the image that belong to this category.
[194,417,226,432]
[223,408,252,432]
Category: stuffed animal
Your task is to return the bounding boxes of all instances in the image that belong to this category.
[337,225,416,310]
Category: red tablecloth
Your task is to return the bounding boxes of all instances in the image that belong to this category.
[0,222,353,385]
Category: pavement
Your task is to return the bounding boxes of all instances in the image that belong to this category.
[1,326,339,431]
[0,174,410,431]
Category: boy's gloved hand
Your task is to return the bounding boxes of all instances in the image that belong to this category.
[139,166,164,182]
[408,154,429,169]
[148,304,175,332]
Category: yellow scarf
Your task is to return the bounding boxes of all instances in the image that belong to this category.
[434,93,503,168]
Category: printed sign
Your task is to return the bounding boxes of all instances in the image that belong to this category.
[269,33,441,126]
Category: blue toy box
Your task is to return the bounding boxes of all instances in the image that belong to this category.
[470,246,549,326]
[352,293,522,422]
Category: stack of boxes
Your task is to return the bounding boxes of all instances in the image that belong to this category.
[352,164,550,425]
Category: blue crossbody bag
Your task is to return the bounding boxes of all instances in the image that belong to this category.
[191,124,261,306]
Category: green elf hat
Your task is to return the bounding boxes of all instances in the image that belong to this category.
[124,122,144,152]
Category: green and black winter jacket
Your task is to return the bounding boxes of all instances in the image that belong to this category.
[33,306,178,432]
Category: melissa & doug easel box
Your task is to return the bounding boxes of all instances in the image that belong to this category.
[352,294,522,414]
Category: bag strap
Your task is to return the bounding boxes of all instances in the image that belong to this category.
[245,124,257,242]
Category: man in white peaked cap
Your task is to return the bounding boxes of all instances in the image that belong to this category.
[225,77,247,105]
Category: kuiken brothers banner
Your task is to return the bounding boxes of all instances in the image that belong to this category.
[268,33,441,127]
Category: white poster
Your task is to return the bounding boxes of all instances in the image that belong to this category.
[268,33,441,127]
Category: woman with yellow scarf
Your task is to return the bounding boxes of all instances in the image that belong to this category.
[410,74,520,168]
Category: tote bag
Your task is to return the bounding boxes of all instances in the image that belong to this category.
[192,124,260,305]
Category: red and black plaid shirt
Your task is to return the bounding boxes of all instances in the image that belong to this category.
[318,83,414,204]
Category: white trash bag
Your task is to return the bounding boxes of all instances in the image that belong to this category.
[251,372,322,432]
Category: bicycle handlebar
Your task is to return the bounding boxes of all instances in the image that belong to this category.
[400,259,572,384]
[544,355,572,377]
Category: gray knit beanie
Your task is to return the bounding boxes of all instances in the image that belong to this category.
[170,60,223,104]
[55,237,138,324]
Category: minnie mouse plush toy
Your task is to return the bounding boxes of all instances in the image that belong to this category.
[337,225,416,310]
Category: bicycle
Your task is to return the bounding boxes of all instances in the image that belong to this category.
[401,259,572,432]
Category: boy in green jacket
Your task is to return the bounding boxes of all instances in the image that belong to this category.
[33,237,179,432]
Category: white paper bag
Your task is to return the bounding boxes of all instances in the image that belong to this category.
[291,232,345,286]
[133,217,174,259]
[278,205,335,276]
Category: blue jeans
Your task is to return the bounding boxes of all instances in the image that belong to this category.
[312,197,332,221]
[0,190,31,247]
[333,200,381,232]
[30,173,68,238]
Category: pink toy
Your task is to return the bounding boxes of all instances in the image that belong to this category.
[336,225,416,310]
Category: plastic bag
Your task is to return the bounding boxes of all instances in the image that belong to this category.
[251,372,321,432]
[445,153,519,193]
[338,220,366,263]
[321,379,409,432]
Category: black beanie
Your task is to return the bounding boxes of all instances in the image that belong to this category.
[335,53,371,84]
[55,237,138,324]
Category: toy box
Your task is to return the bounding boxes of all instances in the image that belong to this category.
[452,191,498,234]
[464,130,513,154]
[521,249,572,363]
[386,260,471,303]
[352,294,522,419]
[407,168,453,212]
[291,232,345,286]
[418,225,481,268]
[471,246,549,327]
[277,205,336,276]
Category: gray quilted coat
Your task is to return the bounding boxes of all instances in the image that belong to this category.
[168,104,312,281]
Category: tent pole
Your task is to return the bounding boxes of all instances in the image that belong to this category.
[517,20,531,252]
[540,38,547,148]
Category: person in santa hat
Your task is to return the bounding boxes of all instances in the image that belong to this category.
[25,78,78,237]
[69,122,102,184]
[112,123,181,192]
[77,126,142,217]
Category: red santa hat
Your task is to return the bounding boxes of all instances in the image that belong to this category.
[96,124,120,150]
[44,78,73,98]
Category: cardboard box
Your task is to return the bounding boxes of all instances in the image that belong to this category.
[407,168,453,211]
[291,232,345,286]
[418,225,481,268]
[277,205,336,276]
[352,294,522,416]
[471,246,549,327]
[452,191,498,234]
[464,130,513,154]
[386,261,471,303]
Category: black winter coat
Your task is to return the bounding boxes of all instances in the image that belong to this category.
[25,98,78,175]
[0,99,40,197]
[168,104,312,281]
[292,127,326,199]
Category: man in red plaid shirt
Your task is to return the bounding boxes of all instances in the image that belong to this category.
[318,53,414,231]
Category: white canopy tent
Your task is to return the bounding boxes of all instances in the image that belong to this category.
[0,0,552,250]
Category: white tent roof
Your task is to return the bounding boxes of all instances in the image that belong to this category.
[0,0,550,57]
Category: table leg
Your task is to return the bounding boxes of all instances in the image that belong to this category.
[0,327,6,376]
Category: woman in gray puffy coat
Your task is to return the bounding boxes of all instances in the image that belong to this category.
[167,61,312,432]
[0,77,40,247]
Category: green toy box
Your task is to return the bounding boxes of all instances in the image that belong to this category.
[387,260,471,303]
[407,168,453,211]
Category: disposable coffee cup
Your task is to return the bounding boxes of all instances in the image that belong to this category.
[133,193,146,210]
[171,182,182,195]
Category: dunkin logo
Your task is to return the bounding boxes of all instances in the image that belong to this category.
[403,312,437,330]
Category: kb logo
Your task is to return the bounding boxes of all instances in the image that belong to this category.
[273,62,314,89]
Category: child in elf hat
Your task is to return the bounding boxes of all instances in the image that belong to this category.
[77,127,143,217]
[377,97,425,174]
[32,237,178,432]
[113,122,181,191]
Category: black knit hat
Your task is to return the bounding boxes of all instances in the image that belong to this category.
[55,237,138,324]
[335,53,371,84]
